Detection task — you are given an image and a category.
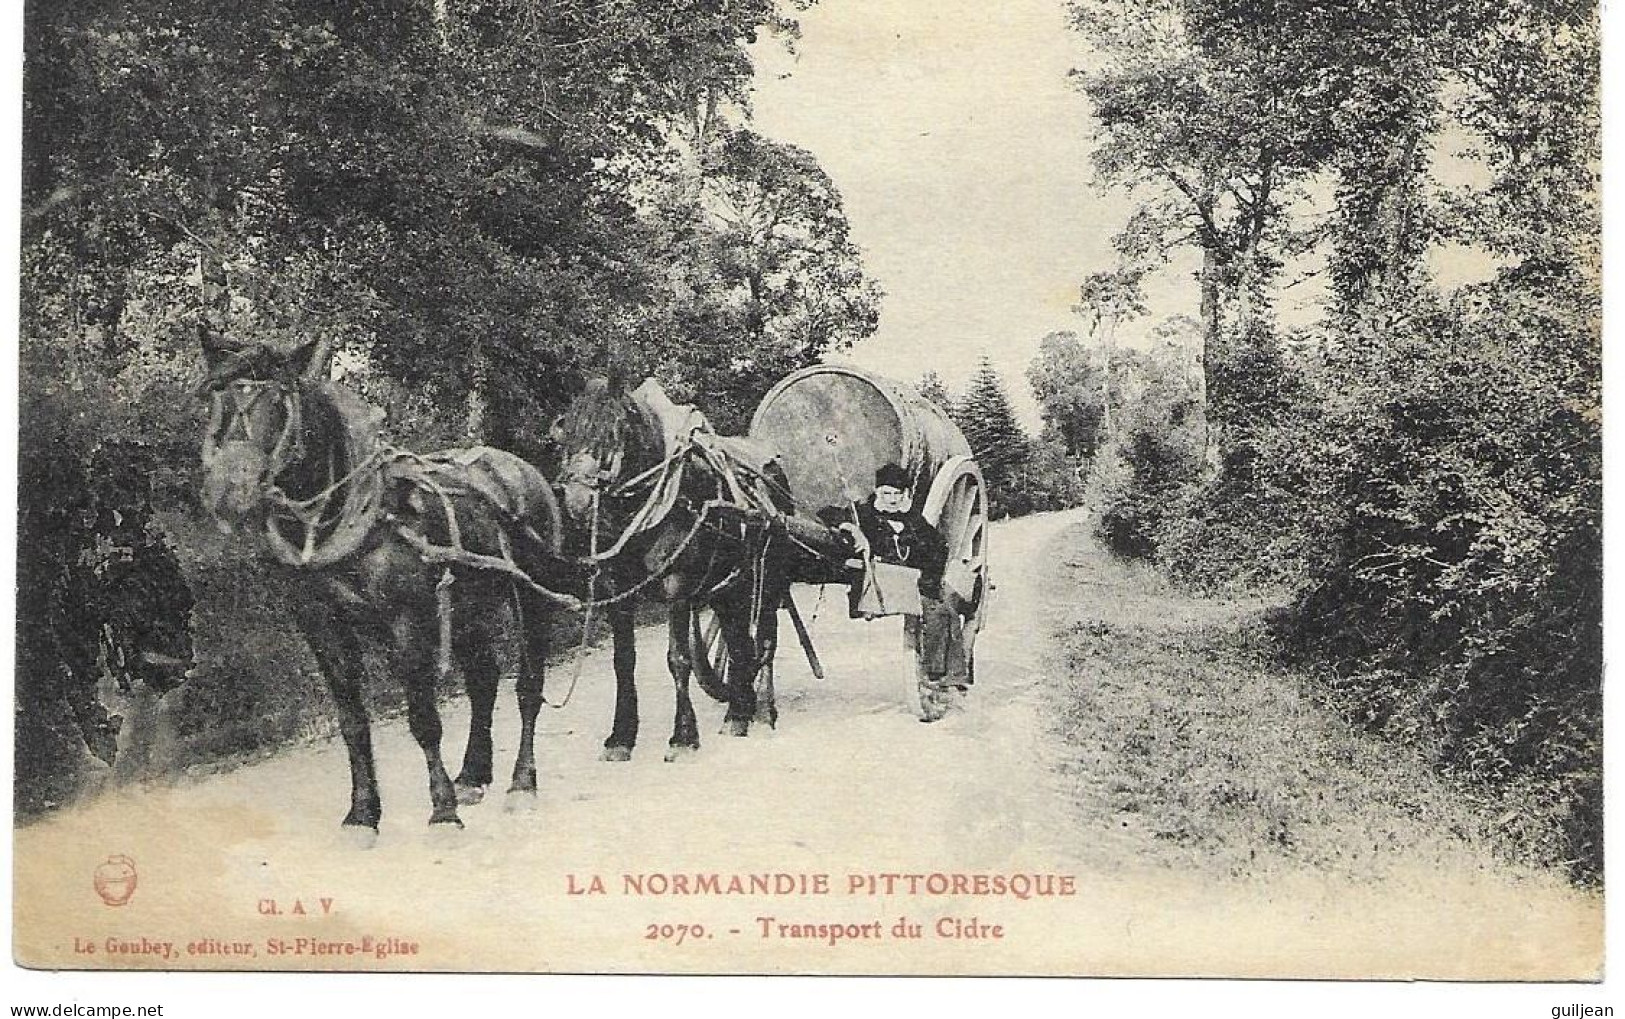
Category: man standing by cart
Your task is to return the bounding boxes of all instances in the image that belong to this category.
[833,462,969,722]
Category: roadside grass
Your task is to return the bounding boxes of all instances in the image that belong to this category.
[1041,521,1535,885]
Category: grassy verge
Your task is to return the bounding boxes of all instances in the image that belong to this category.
[1041,519,1549,885]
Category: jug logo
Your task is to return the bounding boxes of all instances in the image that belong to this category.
[93,854,138,907]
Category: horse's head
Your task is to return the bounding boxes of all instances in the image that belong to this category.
[196,326,328,534]
[549,375,637,521]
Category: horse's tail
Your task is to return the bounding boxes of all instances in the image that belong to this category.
[687,607,734,704]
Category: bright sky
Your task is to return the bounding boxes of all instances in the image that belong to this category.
[748,0,1113,426]
[747,3,1515,431]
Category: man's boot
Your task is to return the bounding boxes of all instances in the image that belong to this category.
[919,675,951,723]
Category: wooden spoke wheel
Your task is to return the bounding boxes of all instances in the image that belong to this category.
[911,456,989,689]
[688,604,777,722]
[922,458,990,628]
[688,605,731,700]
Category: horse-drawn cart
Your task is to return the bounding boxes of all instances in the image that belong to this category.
[747,364,992,688]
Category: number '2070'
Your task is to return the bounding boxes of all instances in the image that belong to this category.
[645,923,708,945]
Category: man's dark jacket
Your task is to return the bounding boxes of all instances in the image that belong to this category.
[849,496,948,599]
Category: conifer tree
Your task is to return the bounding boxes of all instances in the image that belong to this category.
[954,358,1032,517]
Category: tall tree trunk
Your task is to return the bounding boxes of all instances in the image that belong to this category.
[1197,244,1224,470]
[1099,312,1116,442]
[432,0,489,440]
[1331,107,1433,337]
[434,0,451,49]
[464,339,487,442]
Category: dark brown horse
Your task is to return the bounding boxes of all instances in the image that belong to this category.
[549,378,801,761]
[197,329,566,841]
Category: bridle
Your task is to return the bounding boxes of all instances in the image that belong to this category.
[557,448,626,496]
[200,370,399,569]
[200,376,306,496]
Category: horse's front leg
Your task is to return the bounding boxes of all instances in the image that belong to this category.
[453,605,501,806]
[716,594,759,738]
[752,584,785,730]
[509,587,551,802]
[293,603,381,837]
[391,606,461,828]
[665,599,700,760]
[600,601,639,762]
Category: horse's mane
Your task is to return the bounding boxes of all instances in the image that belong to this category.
[272,382,362,549]
[556,382,633,461]
[253,379,395,568]
[289,381,351,498]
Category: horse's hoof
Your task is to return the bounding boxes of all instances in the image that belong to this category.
[755,708,779,729]
[504,788,540,812]
[600,746,633,763]
[340,824,380,851]
[721,718,750,738]
[429,811,464,829]
[455,782,488,807]
[664,744,699,763]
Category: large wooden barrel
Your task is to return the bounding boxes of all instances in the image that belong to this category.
[749,365,971,518]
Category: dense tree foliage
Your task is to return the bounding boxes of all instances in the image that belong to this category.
[22,0,874,452]
[1026,330,1106,460]
[19,0,885,799]
[1070,0,1601,879]
[651,126,882,431]
[1068,0,1351,443]
[915,370,952,413]
[1085,338,1203,559]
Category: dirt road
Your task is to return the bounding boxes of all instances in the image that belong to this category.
[13,510,1601,976]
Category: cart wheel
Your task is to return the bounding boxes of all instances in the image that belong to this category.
[689,604,778,724]
[920,456,990,630]
[687,605,732,703]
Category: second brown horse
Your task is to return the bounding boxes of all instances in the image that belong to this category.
[549,377,805,761]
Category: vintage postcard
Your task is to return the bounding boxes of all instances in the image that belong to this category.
[11,0,1604,988]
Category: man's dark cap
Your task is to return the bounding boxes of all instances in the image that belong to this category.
[875,463,911,490]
